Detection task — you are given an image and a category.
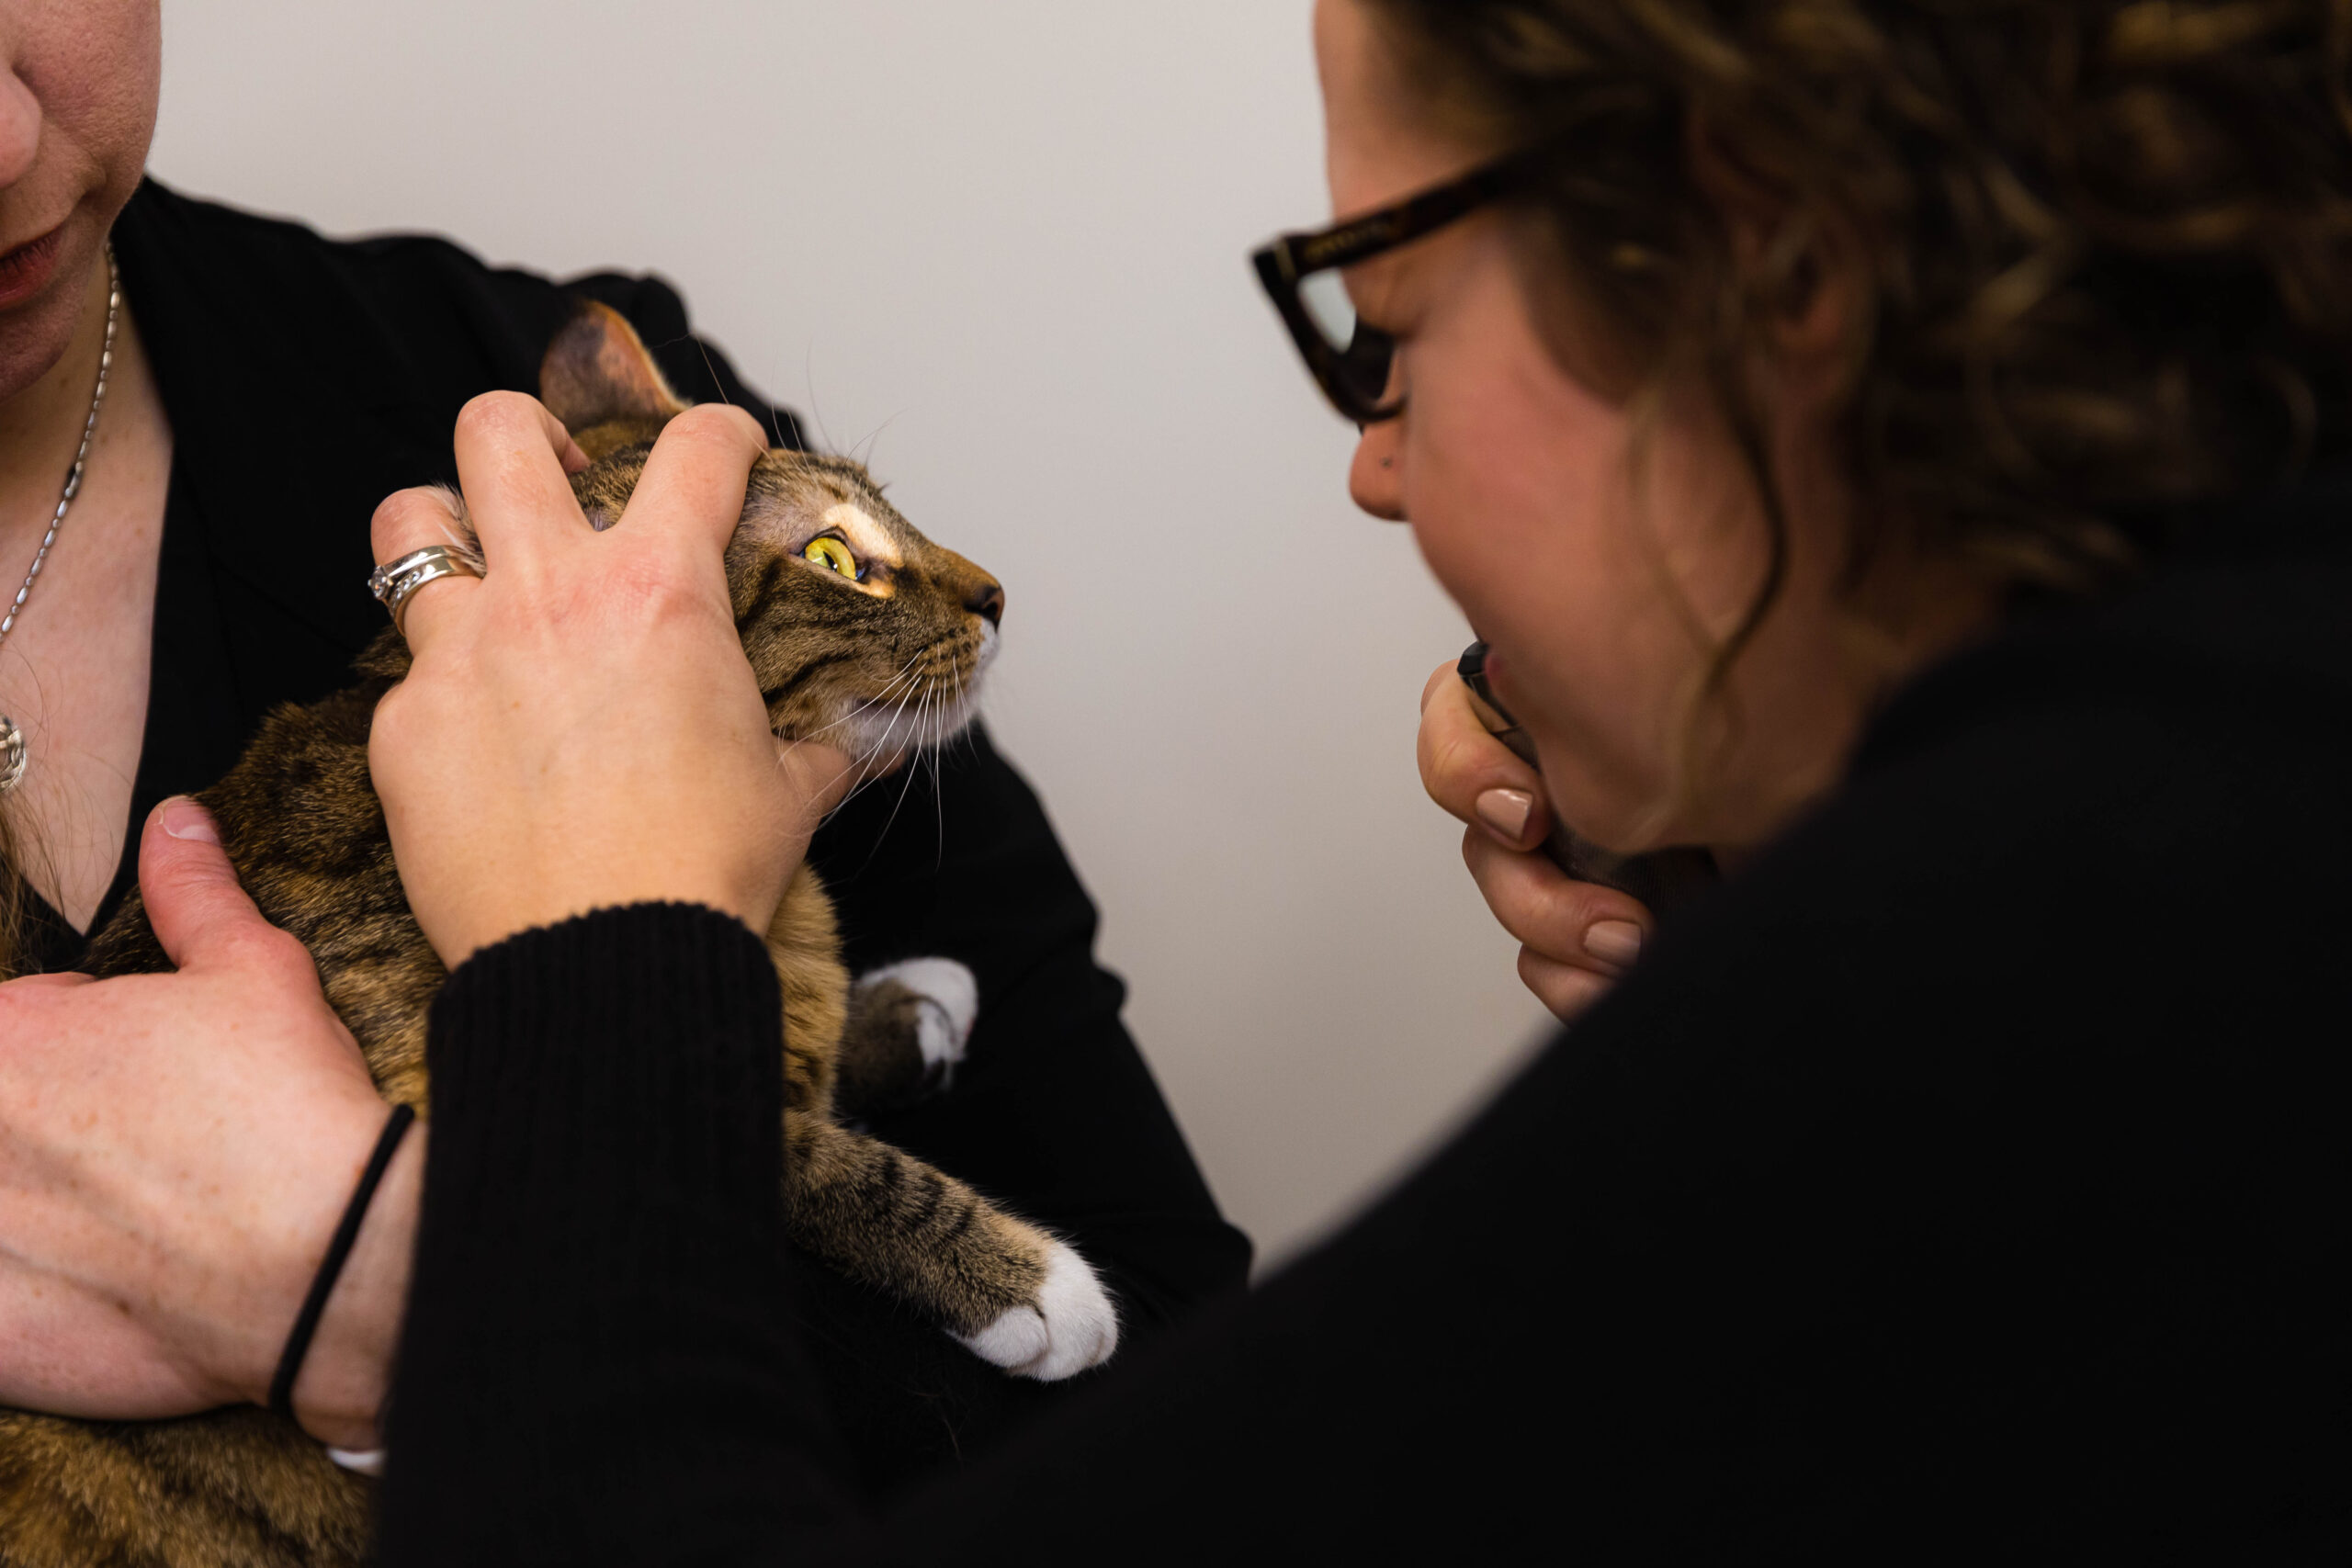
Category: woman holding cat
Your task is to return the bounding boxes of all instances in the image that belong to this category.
[7,0,2350,1559]
[0,0,1249,1499]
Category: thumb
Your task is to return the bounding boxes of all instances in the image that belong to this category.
[139,797,277,973]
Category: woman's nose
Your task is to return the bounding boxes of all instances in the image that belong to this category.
[1348,419,1407,521]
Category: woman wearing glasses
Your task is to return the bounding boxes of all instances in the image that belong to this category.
[7,0,2346,1559]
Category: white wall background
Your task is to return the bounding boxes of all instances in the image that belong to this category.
[149,1,1553,1266]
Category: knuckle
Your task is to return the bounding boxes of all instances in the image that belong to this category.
[1423,736,1476,807]
[658,404,730,448]
[368,686,410,744]
[236,924,315,979]
[458,389,541,434]
[668,402,759,445]
[1542,889,1614,952]
[1461,825,1489,873]
[1517,947,1561,1001]
[1433,730,1482,790]
[368,679,440,748]
[661,402,763,458]
[1544,874,1644,936]
[370,487,446,547]
[616,553,715,621]
[1521,949,1607,1020]
[1419,660,1454,714]
[1418,702,1463,761]
[1422,719,1521,809]
[1538,871,1600,919]
[600,555,671,611]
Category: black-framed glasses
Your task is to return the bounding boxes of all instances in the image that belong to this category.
[1251,141,1561,424]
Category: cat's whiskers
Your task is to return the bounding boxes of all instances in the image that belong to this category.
[829,668,934,819]
[859,676,944,873]
[789,652,926,750]
[793,635,988,839]
[924,682,951,865]
[782,654,933,821]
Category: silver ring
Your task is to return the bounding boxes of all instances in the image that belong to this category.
[367,547,481,637]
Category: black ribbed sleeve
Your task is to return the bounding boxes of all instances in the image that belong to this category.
[374,904,859,1567]
[368,494,2352,1559]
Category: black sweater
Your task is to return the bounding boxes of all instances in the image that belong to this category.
[51,179,1249,1490]
[378,483,2352,1560]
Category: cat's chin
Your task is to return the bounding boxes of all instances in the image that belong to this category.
[782,626,996,763]
[822,682,989,762]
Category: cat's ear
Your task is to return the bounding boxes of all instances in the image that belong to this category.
[538,299,691,457]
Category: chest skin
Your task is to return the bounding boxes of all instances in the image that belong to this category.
[0,304,172,933]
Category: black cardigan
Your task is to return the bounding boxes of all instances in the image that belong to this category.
[54,178,1249,1490]
[381,478,2350,1560]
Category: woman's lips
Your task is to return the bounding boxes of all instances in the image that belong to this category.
[0,224,67,310]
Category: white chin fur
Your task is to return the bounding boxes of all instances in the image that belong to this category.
[833,671,986,759]
[816,624,996,759]
[954,1240,1120,1382]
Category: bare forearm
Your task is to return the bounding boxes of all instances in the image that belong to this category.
[286,1130,422,1451]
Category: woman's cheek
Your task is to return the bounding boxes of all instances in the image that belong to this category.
[1397,396,1551,631]
[1395,252,1698,846]
[1402,495,1502,634]
[1454,487,1693,848]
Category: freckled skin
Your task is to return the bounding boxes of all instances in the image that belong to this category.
[0,309,1056,1568]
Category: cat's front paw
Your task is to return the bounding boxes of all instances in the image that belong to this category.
[854,956,978,1089]
[956,1240,1120,1382]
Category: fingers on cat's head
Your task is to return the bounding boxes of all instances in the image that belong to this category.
[539,300,690,461]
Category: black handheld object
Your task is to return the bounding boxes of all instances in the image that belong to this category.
[1456,642,1717,917]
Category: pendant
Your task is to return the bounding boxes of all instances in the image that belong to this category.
[0,714,23,795]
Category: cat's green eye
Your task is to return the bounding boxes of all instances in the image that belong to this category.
[803,536,860,581]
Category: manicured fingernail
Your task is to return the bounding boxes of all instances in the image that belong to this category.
[1475,787,1534,841]
[157,796,219,844]
[1586,920,1644,967]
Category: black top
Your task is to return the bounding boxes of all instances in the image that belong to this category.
[32,178,1250,1486]
[381,479,2348,1561]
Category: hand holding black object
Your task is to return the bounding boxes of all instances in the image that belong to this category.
[1454,642,1718,918]
[1419,649,1711,1020]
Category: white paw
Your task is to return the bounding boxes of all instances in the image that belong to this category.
[856,957,978,1083]
[954,1239,1121,1382]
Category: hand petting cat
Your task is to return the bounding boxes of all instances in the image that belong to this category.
[0,392,861,1461]
[368,394,854,967]
[1418,661,1656,1021]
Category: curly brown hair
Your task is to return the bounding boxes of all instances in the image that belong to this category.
[1367,0,2352,632]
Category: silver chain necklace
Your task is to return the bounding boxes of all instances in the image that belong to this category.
[0,244,119,795]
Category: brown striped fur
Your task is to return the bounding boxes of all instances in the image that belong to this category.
[0,304,1102,1567]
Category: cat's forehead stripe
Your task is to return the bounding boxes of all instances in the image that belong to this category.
[822,502,902,569]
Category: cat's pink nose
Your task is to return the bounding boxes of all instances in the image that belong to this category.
[966,581,1004,626]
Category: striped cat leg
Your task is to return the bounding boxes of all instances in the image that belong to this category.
[835,957,978,1116]
[781,1113,1118,1381]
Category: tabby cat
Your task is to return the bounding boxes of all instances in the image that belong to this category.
[0,303,1116,1568]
